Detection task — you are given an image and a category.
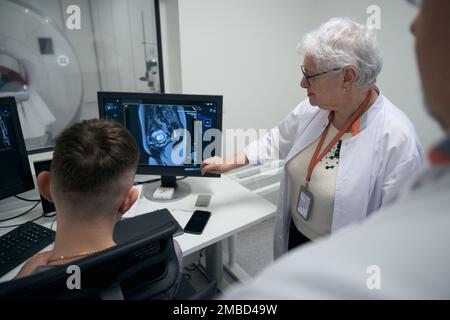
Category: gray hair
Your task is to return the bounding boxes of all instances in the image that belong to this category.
[298,17,383,87]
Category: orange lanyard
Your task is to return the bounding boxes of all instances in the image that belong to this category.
[305,89,373,186]
[428,139,450,166]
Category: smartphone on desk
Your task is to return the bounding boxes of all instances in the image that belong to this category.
[184,210,211,235]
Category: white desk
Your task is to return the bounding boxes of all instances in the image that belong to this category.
[0,175,276,288]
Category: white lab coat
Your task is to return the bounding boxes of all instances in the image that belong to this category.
[221,159,450,299]
[245,94,425,259]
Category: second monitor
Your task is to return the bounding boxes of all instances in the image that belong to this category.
[97,92,223,201]
[0,97,34,202]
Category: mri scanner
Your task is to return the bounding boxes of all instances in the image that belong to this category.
[0,0,83,150]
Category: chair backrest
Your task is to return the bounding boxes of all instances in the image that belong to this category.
[0,219,180,300]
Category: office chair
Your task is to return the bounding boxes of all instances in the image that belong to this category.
[0,220,181,300]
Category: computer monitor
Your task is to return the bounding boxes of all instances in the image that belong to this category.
[0,97,34,201]
[97,92,223,201]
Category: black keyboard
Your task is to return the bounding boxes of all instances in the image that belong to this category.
[0,222,55,278]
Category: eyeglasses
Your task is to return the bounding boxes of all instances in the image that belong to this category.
[300,65,342,86]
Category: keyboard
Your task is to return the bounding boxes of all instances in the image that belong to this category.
[0,222,55,278]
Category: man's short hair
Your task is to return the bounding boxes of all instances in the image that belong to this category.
[51,119,139,193]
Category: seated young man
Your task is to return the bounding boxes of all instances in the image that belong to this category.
[16,119,156,277]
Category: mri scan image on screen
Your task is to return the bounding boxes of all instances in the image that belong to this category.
[138,104,188,166]
[123,103,217,167]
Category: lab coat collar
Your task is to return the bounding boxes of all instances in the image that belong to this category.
[350,86,381,135]
[286,92,384,163]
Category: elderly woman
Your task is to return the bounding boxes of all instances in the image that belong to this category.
[201,17,425,259]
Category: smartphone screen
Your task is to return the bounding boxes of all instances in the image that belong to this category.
[184,210,211,234]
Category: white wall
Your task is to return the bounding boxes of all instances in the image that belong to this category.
[173,0,442,149]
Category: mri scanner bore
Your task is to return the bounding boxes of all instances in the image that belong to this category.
[0,0,162,151]
[0,0,83,150]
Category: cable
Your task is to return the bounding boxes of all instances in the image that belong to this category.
[43,212,57,218]
[0,201,41,223]
[14,195,40,202]
[182,273,192,280]
[184,263,200,272]
[0,214,44,229]
[0,211,56,230]
[134,178,161,185]
[50,217,57,232]
[134,176,188,185]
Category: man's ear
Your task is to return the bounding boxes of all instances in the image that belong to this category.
[118,186,139,216]
[36,171,54,203]
[343,66,358,88]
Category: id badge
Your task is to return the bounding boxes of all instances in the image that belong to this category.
[297,185,314,220]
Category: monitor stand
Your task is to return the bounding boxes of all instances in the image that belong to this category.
[143,176,191,202]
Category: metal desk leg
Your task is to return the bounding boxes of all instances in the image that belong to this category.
[204,242,223,289]
[223,235,251,283]
[202,236,252,292]
[228,236,236,267]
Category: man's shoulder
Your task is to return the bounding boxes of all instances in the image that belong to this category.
[223,165,450,299]
[398,165,450,200]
